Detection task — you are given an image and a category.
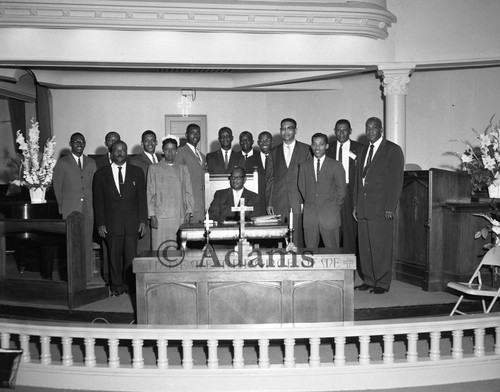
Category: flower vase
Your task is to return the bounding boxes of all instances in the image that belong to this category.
[29,187,47,204]
[488,183,500,199]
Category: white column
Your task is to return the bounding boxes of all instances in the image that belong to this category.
[378,65,414,158]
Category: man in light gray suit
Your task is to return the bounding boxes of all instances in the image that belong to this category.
[53,132,96,280]
[174,123,206,223]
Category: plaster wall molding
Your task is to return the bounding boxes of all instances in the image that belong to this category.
[378,65,414,96]
[0,0,396,39]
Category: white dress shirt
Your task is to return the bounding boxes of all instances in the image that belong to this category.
[283,140,296,168]
[111,162,127,193]
[337,139,351,184]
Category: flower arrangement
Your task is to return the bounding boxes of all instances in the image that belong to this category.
[13,119,56,189]
[451,115,500,193]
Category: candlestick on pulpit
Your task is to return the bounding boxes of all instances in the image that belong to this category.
[231,198,254,253]
[286,208,297,252]
[203,210,212,255]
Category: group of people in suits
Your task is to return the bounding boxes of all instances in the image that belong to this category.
[51,115,404,296]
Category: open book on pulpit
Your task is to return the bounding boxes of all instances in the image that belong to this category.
[251,215,281,225]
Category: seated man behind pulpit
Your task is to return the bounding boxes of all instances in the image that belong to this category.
[208,167,260,223]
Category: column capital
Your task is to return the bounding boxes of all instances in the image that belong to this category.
[378,64,415,96]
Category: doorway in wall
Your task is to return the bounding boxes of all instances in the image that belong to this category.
[164,115,208,155]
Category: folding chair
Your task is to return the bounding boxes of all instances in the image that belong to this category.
[447,246,500,315]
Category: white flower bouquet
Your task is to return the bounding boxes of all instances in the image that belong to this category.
[14,119,56,189]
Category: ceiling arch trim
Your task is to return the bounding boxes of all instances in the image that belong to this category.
[0,0,396,39]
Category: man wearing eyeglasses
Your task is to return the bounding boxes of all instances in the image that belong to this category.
[266,118,311,247]
[208,167,260,223]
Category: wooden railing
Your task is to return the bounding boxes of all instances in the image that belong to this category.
[1,314,499,391]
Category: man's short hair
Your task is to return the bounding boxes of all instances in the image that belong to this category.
[335,119,351,129]
[162,138,178,148]
[258,131,272,140]
[280,118,297,129]
[366,117,383,128]
[141,130,156,141]
[311,133,328,144]
[239,131,253,140]
[218,127,233,137]
[70,132,85,142]
[112,140,127,150]
[186,123,200,133]
[230,166,246,178]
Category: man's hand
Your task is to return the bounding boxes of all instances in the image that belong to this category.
[184,212,191,223]
[98,225,107,238]
[138,223,147,237]
[266,206,274,215]
[150,216,158,229]
[352,207,358,222]
[384,210,394,220]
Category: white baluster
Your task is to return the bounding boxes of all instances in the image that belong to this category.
[40,336,51,365]
[61,337,73,366]
[157,339,168,369]
[84,337,96,367]
[182,339,193,369]
[358,336,370,365]
[383,334,394,364]
[19,334,31,363]
[334,336,346,366]
[429,332,440,361]
[233,339,244,369]
[1,332,10,348]
[451,329,464,359]
[258,339,270,368]
[495,327,500,355]
[108,338,120,368]
[207,339,218,369]
[309,337,320,367]
[284,338,295,368]
[406,333,418,363]
[474,328,485,357]
[132,339,144,369]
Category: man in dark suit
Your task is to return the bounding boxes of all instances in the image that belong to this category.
[130,130,160,254]
[53,132,96,281]
[94,141,148,296]
[95,131,120,169]
[266,118,311,247]
[238,131,267,216]
[326,119,362,253]
[130,130,160,175]
[299,133,346,248]
[209,167,260,223]
[94,130,120,284]
[353,117,404,294]
[175,123,206,223]
[206,127,242,174]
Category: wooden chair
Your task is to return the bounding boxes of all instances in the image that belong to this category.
[204,167,259,208]
[447,246,500,315]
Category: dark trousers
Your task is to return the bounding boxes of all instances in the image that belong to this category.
[357,217,394,290]
[340,184,357,253]
[106,234,138,293]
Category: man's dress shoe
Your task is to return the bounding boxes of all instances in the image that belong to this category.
[354,283,372,291]
[370,287,388,294]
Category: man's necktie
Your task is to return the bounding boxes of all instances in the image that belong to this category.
[224,150,229,169]
[286,145,291,167]
[316,158,321,182]
[245,153,248,161]
[362,144,374,178]
[118,166,124,194]
[338,143,343,162]
[152,154,157,164]
[194,148,202,165]
[265,154,269,170]
[78,157,82,170]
